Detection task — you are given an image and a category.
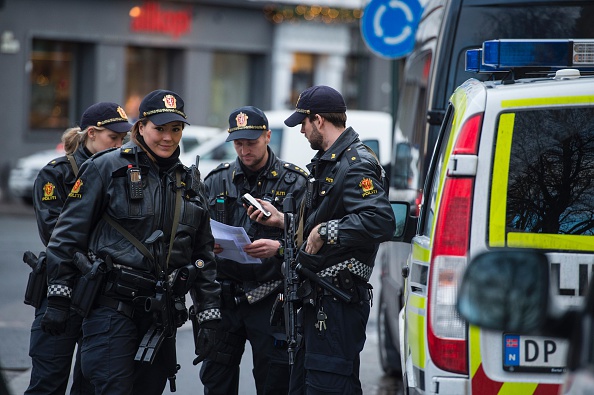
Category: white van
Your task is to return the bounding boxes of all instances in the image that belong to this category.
[181,110,392,177]
[398,39,594,395]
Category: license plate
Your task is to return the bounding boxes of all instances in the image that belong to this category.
[503,334,567,373]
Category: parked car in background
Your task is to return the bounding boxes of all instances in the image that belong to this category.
[7,125,221,205]
[180,109,392,178]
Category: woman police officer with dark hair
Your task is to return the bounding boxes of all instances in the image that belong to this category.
[40,90,221,394]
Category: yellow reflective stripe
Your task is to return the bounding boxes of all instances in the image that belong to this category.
[489,113,515,247]
[508,232,594,251]
[408,293,425,310]
[407,294,426,369]
[412,244,430,262]
[469,325,482,379]
[502,95,594,108]
[498,382,538,394]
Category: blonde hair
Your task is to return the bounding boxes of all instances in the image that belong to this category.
[61,125,108,155]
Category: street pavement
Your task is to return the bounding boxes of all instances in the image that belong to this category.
[0,195,401,395]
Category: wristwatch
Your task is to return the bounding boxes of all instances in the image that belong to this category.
[276,240,285,258]
[317,222,327,242]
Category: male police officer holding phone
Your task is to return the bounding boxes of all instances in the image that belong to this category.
[256,86,396,394]
[200,106,308,394]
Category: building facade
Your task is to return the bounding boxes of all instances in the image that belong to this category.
[0,0,391,190]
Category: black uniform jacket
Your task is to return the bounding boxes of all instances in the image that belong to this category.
[33,146,90,247]
[45,141,220,317]
[300,127,396,272]
[204,147,308,283]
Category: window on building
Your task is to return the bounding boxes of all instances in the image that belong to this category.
[125,46,170,122]
[209,53,250,127]
[290,53,315,107]
[29,39,76,130]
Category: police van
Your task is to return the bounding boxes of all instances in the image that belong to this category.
[377,0,594,376]
[397,39,594,394]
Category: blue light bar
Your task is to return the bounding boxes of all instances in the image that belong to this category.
[482,39,594,68]
[465,49,507,73]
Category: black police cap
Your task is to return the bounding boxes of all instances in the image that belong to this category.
[80,102,132,133]
[226,106,269,142]
[284,85,347,127]
[139,89,189,126]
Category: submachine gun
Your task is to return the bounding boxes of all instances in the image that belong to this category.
[135,230,180,392]
[280,194,354,365]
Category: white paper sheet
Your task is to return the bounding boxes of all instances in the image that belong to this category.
[210,219,262,264]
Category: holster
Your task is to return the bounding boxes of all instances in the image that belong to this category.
[103,267,157,301]
[23,251,47,309]
[70,252,107,317]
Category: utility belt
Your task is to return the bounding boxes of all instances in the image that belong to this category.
[297,259,373,306]
[220,279,282,308]
[71,255,194,323]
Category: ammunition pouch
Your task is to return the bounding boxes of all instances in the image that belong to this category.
[23,251,47,309]
[71,258,107,317]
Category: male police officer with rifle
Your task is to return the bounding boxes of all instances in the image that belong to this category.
[250,85,396,394]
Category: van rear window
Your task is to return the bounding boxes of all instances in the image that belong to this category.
[490,107,594,249]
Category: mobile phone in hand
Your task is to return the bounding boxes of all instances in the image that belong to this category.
[242,193,271,219]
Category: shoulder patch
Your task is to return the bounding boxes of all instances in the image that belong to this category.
[282,162,309,178]
[344,147,361,166]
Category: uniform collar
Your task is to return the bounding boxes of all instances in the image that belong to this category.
[232,147,281,182]
[317,127,359,162]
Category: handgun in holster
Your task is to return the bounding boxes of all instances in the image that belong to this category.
[23,251,47,309]
[70,252,107,317]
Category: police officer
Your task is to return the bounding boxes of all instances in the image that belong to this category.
[40,90,221,395]
[28,102,130,395]
[200,106,308,394]
[262,86,396,394]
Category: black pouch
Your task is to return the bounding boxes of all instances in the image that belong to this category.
[23,251,47,309]
[71,258,107,317]
[336,269,355,291]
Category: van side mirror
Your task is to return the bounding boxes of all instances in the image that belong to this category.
[391,201,417,242]
[457,250,549,333]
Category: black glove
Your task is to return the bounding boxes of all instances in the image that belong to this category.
[192,320,219,365]
[41,296,70,336]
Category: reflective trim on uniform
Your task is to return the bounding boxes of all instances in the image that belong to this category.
[317,258,372,281]
[245,280,282,304]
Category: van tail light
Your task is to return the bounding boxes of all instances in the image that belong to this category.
[426,113,482,375]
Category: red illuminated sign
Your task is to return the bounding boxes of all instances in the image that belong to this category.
[130,2,192,39]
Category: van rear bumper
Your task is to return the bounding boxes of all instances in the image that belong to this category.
[431,376,468,394]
